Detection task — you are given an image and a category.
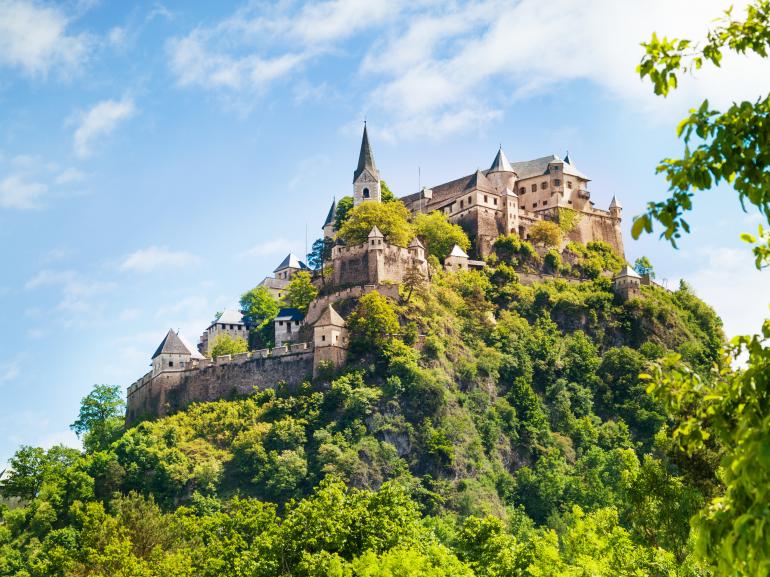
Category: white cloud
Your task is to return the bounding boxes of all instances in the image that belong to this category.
[241,238,300,258]
[118,246,199,273]
[0,174,47,209]
[0,0,90,76]
[166,0,402,99]
[72,97,137,158]
[25,269,116,314]
[686,247,770,339]
[107,26,126,47]
[0,356,21,385]
[54,167,86,185]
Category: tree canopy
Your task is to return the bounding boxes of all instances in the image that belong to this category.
[70,384,125,452]
[209,333,249,358]
[240,286,280,330]
[336,200,414,247]
[282,271,318,314]
[414,211,471,262]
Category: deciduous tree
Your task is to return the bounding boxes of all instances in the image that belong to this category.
[337,201,414,247]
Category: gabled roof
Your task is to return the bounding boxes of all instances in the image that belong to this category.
[274,253,310,273]
[275,307,304,321]
[448,244,469,258]
[489,146,514,173]
[615,265,641,279]
[323,198,337,227]
[368,225,384,238]
[258,276,290,289]
[354,123,378,182]
[315,304,345,327]
[152,329,192,359]
[214,309,244,325]
[464,169,497,194]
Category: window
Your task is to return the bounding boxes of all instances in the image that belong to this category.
[363,187,370,198]
[568,200,573,204]
[541,182,547,190]
[543,200,548,205]
[169,360,174,367]
[532,202,538,208]
[460,200,464,208]
[321,335,326,341]
[519,187,526,194]
[287,323,292,333]
[494,197,498,205]
[484,195,488,203]
[567,180,573,189]
[553,165,559,171]
[531,184,537,192]
[554,179,561,187]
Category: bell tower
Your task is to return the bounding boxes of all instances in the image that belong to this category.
[353,122,381,205]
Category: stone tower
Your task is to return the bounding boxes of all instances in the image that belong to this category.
[609,195,622,219]
[353,123,381,205]
[487,146,516,192]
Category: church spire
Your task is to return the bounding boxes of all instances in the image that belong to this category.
[353,122,378,182]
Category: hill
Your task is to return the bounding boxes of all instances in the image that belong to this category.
[0,250,723,576]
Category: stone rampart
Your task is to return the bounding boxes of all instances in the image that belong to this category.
[126,343,314,423]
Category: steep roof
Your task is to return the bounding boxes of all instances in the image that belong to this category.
[464,169,498,194]
[409,236,425,249]
[315,304,345,327]
[323,198,337,227]
[275,307,304,321]
[353,123,378,182]
[215,309,244,325]
[274,253,310,273]
[368,225,384,238]
[152,329,192,359]
[448,244,469,258]
[489,147,514,173]
[615,265,641,279]
[609,195,622,209]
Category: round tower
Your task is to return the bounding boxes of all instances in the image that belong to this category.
[486,146,516,193]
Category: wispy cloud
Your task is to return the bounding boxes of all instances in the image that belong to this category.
[241,238,300,258]
[118,246,199,273]
[25,269,116,315]
[72,97,137,158]
[0,356,21,385]
[0,0,90,77]
[0,174,47,209]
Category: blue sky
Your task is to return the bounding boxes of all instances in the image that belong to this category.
[1,0,768,465]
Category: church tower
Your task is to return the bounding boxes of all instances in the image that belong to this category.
[353,122,381,205]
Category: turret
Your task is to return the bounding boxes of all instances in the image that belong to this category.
[487,146,516,192]
[367,225,384,250]
[353,123,381,205]
[323,198,337,238]
[609,195,622,219]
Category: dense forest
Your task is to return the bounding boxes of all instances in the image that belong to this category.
[0,244,725,575]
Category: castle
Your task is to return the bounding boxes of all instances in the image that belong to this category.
[126,125,629,422]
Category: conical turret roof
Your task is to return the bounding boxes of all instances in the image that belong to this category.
[368,225,384,238]
[315,304,345,327]
[152,329,192,359]
[489,146,514,173]
[323,198,337,227]
[353,123,378,182]
[609,195,622,209]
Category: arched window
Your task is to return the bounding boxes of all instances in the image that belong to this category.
[363,187,370,198]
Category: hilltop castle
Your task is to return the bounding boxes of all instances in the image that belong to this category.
[126,125,630,422]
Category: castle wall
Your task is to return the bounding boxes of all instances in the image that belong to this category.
[568,210,624,255]
[331,243,425,286]
[126,345,314,423]
[306,284,400,325]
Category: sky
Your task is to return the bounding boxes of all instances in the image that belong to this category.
[1,0,769,466]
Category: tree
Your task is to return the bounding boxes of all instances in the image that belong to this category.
[401,261,426,303]
[337,201,414,247]
[240,285,280,330]
[380,180,397,203]
[633,256,655,278]
[70,384,125,452]
[209,333,248,358]
[334,196,355,229]
[528,220,563,248]
[347,291,400,350]
[282,271,318,314]
[413,211,471,261]
[637,3,770,575]
[307,237,334,285]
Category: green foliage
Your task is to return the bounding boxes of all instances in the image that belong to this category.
[413,211,471,261]
[347,291,400,351]
[240,285,280,330]
[307,237,334,271]
[334,195,354,229]
[557,207,582,234]
[528,220,563,248]
[70,384,125,453]
[634,256,655,277]
[282,270,319,314]
[209,333,248,358]
[337,200,414,246]
[380,179,398,203]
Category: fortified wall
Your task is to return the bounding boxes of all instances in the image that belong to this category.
[126,343,314,423]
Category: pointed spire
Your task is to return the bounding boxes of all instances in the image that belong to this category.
[323,197,337,227]
[609,195,622,210]
[489,146,513,173]
[564,150,572,164]
[354,122,378,182]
